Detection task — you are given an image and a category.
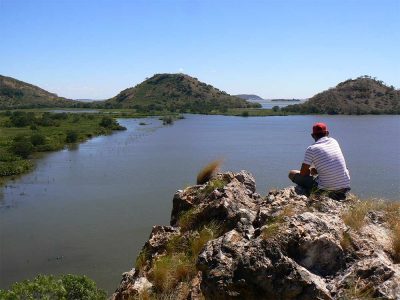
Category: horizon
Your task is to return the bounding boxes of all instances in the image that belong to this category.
[1,0,399,99]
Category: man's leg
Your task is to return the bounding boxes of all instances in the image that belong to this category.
[288,170,317,191]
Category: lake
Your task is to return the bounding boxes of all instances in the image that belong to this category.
[0,115,399,294]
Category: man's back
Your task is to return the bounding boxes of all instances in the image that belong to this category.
[304,136,350,190]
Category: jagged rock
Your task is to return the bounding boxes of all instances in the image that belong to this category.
[113,171,400,300]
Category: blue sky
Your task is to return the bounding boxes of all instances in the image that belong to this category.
[1,0,399,99]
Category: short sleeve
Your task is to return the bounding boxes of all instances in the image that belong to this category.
[303,147,313,165]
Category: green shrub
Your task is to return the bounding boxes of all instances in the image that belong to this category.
[241,111,249,117]
[0,274,106,300]
[30,133,46,146]
[99,116,114,128]
[65,130,78,143]
[11,136,34,158]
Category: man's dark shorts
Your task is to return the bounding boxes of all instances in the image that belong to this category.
[291,173,350,200]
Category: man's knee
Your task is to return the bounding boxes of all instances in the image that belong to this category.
[288,170,299,182]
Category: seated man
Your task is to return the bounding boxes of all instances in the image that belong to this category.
[289,122,350,200]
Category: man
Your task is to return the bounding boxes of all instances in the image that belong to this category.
[288,122,350,200]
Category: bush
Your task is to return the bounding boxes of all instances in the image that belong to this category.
[11,136,34,158]
[241,111,249,117]
[99,116,114,128]
[9,111,35,127]
[65,130,78,143]
[30,133,46,146]
[0,274,106,300]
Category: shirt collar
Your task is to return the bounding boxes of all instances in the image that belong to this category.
[314,136,329,144]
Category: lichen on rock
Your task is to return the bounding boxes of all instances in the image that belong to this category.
[112,171,400,300]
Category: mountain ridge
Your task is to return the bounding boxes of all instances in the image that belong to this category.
[282,76,400,114]
[0,75,79,109]
[102,73,262,113]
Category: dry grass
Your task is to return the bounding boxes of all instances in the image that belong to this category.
[262,205,295,240]
[340,231,353,251]
[149,253,196,292]
[261,223,281,240]
[339,277,375,300]
[197,177,228,198]
[135,249,149,272]
[342,199,400,262]
[342,200,384,231]
[190,221,221,257]
[196,159,223,185]
[391,222,400,263]
[177,208,199,232]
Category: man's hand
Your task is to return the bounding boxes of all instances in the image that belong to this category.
[310,167,318,175]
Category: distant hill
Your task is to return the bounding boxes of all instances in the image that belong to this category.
[282,76,400,114]
[235,94,264,101]
[0,75,78,109]
[103,74,261,113]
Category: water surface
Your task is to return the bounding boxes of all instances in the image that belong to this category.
[0,115,399,294]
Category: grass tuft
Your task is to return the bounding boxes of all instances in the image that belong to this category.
[340,231,353,251]
[177,208,199,232]
[135,249,149,272]
[339,277,374,300]
[262,205,295,240]
[342,200,382,231]
[196,159,223,185]
[149,253,196,292]
[190,221,221,257]
[198,178,228,198]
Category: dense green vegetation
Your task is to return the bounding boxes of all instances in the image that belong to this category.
[102,73,262,113]
[0,274,106,299]
[0,111,125,181]
[282,76,400,115]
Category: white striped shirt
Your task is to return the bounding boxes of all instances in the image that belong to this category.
[304,137,350,190]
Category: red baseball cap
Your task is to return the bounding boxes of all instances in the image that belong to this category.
[312,122,328,134]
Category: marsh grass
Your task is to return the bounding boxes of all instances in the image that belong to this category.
[0,112,125,183]
[196,159,222,185]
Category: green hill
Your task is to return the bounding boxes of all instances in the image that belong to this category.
[0,75,78,109]
[102,73,261,113]
[282,76,400,114]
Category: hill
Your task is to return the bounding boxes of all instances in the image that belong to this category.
[103,74,261,113]
[235,94,264,101]
[0,75,79,109]
[282,76,400,114]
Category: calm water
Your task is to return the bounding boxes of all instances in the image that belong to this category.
[0,115,399,294]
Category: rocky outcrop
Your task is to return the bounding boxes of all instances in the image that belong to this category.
[113,171,400,300]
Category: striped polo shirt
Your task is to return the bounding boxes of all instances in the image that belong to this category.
[304,137,350,191]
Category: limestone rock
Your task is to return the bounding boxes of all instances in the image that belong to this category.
[113,171,400,300]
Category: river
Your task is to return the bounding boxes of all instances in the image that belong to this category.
[0,114,399,294]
